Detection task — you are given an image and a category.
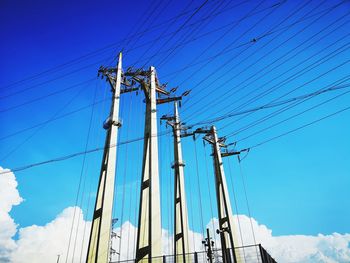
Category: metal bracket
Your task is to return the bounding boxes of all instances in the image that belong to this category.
[171,161,186,169]
[156,96,182,105]
[221,151,241,157]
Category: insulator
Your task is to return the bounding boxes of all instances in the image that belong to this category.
[182,90,191,96]
[170,86,178,93]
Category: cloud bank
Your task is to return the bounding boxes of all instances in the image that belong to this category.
[1,166,350,263]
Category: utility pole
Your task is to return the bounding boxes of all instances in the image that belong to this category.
[126,66,184,262]
[86,53,123,263]
[135,66,162,262]
[161,100,190,262]
[86,53,138,263]
[203,126,239,263]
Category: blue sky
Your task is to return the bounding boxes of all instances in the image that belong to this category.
[0,0,350,248]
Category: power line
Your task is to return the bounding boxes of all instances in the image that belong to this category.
[212,32,350,131]
[0,98,108,141]
[1,1,228,171]
[0,83,88,161]
[246,104,350,150]
[0,131,171,175]
[3,65,348,169]
[120,0,161,51]
[64,82,97,263]
[108,0,265,68]
[0,0,297,108]
[0,1,338,112]
[173,0,278,85]
[0,1,249,102]
[161,0,330,79]
[140,0,210,68]
[0,1,211,90]
[3,86,350,175]
[155,0,228,68]
[231,88,350,142]
[177,0,317,119]
[131,0,195,66]
[160,0,292,119]
[233,43,350,115]
[191,83,350,126]
[0,78,95,113]
[180,0,339,119]
[151,0,296,78]
[0,60,103,100]
[159,0,342,87]
[224,77,350,138]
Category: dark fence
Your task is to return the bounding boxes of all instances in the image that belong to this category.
[112,244,277,263]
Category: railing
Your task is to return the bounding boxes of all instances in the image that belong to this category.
[112,244,277,263]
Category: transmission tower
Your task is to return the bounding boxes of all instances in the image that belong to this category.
[86,53,125,263]
[123,66,183,262]
[203,126,239,263]
[161,100,191,262]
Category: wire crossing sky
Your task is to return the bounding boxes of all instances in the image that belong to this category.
[0,1,350,260]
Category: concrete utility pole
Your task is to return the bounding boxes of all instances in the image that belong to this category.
[204,126,238,263]
[135,67,162,262]
[131,67,183,262]
[161,101,190,262]
[86,53,123,263]
[86,53,140,263]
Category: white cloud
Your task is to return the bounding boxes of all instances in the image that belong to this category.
[0,167,23,262]
[268,232,350,263]
[110,221,206,262]
[1,166,350,263]
[0,167,90,263]
[207,215,350,263]
[111,216,350,263]
[10,206,90,263]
